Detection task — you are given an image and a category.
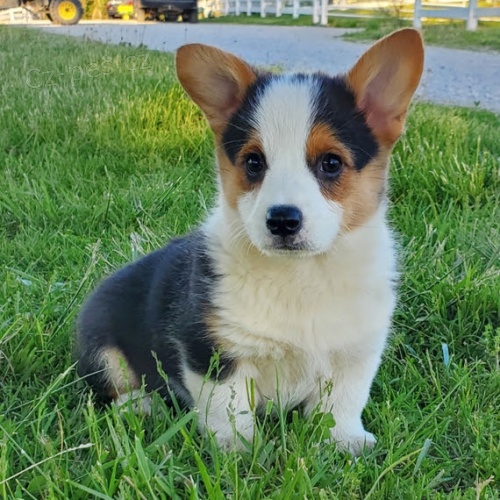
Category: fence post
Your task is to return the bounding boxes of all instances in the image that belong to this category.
[260,0,266,17]
[413,0,422,28]
[466,0,478,30]
[292,0,299,18]
[320,0,328,25]
[312,0,319,23]
[276,0,281,16]
[247,0,251,15]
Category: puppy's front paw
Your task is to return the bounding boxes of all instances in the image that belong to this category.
[215,432,249,452]
[330,429,377,456]
[208,426,254,452]
[202,415,255,452]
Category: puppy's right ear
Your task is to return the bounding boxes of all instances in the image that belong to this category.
[176,44,256,135]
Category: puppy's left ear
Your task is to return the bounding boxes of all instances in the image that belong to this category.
[346,28,424,145]
[176,44,256,135]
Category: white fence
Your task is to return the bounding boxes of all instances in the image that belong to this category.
[414,0,500,30]
[200,0,313,19]
[201,0,500,29]
[0,6,35,23]
[200,0,387,25]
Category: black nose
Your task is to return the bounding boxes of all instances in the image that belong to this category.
[266,205,303,237]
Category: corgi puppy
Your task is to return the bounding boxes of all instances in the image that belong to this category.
[76,29,424,455]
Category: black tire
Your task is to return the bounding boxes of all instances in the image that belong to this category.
[48,0,83,25]
[182,8,198,23]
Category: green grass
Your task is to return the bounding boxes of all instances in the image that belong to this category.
[1,26,499,498]
[202,13,500,52]
[202,12,400,29]
[343,20,500,51]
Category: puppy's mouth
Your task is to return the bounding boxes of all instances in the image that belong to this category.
[260,237,318,257]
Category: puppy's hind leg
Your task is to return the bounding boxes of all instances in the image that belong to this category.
[77,342,148,411]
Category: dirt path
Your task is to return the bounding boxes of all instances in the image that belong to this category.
[34,21,500,113]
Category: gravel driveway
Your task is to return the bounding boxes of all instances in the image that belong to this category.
[36,21,500,113]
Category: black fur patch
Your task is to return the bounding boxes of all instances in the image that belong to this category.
[76,231,235,406]
[222,73,378,171]
[313,75,379,170]
[221,74,272,164]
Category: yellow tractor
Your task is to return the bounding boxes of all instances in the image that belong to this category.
[0,0,83,24]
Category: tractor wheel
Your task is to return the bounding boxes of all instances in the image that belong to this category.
[48,0,83,25]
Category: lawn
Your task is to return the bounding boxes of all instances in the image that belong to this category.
[201,12,405,29]
[0,26,499,498]
[342,20,500,51]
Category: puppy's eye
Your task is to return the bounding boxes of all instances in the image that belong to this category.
[320,153,343,177]
[245,153,265,176]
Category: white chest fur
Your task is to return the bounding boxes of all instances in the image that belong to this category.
[203,206,397,409]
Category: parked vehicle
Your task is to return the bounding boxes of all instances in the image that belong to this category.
[106,0,198,22]
[0,0,83,24]
[136,0,198,22]
[106,0,133,18]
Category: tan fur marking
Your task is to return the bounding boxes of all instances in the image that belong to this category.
[204,312,230,352]
[216,136,264,210]
[306,122,355,168]
[100,347,140,398]
[176,44,256,135]
[306,123,391,231]
[334,153,391,231]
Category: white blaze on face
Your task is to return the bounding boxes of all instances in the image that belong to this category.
[236,76,343,256]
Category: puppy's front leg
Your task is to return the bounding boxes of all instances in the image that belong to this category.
[183,369,255,450]
[305,348,384,456]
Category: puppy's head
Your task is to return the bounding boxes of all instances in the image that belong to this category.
[176,30,424,256]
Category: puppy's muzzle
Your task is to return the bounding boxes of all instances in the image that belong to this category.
[266,205,303,238]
